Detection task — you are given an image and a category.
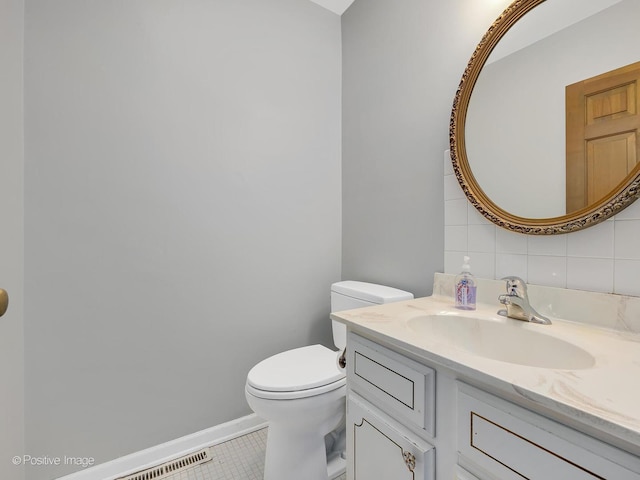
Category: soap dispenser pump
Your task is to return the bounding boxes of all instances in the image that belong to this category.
[455,256,476,310]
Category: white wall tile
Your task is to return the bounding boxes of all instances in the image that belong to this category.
[614,220,640,260]
[441,150,640,296]
[468,252,495,279]
[444,250,466,275]
[496,254,527,281]
[567,257,614,294]
[468,224,496,253]
[567,220,614,258]
[444,173,464,200]
[496,228,527,254]
[527,234,567,256]
[614,259,640,296]
[445,225,467,252]
[444,198,468,226]
[528,255,567,288]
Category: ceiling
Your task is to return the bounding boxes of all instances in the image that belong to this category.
[309,0,355,15]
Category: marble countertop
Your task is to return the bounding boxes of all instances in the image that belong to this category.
[331,294,640,456]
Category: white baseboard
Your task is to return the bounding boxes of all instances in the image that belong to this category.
[56,414,267,480]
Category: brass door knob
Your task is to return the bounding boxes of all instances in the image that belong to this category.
[0,289,8,317]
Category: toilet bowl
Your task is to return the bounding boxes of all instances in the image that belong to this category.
[245,282,413,480]
[246,344,345,480]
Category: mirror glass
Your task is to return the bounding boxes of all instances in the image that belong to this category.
[451,0,640,233]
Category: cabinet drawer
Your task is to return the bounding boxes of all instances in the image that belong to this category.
[348,333,435,436]
[458,383,640,480]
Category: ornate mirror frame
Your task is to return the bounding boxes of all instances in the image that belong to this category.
[449,0,640,235]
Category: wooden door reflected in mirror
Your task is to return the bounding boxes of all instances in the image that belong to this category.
[566,60,640,214]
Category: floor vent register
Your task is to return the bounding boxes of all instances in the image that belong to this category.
[116,448,213,480]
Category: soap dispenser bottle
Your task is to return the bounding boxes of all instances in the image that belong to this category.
[455,256,476,310]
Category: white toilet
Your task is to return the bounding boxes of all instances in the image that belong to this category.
[245,281,413,480]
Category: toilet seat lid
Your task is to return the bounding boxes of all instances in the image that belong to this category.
[247,344,345,393]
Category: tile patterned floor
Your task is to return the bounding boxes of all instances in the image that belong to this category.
[163,427,347,480]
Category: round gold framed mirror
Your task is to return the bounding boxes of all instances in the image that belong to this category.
[450,0,640,234]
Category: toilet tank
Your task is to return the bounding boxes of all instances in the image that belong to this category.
[330,281,413,349]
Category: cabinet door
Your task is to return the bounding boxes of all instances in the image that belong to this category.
[347,393,434,480]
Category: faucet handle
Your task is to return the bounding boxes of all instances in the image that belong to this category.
[501,276,528,297]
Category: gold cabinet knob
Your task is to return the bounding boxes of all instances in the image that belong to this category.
[0,289,8,317]
[403,451,416,472]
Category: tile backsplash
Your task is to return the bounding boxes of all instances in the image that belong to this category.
[443,150,640,297]
[433,272,640,334]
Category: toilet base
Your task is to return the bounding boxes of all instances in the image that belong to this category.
[327,451,346,479]
[262,423,346,480]
[264,426,332,480]
[246,385,346,480]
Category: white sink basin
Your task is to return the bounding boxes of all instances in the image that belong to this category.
[407,314,595,370]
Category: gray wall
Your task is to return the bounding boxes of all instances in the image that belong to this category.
[0,0,24,479]
[24,1,341,478]
[16,0,525,477]
[341,0,510,297]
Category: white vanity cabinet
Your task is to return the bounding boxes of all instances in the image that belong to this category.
[346,333,436,479]
[344,331,640,480]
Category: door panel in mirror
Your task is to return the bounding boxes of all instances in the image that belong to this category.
[566,61,640,213]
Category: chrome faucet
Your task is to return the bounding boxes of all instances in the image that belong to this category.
[498,276,551,325]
